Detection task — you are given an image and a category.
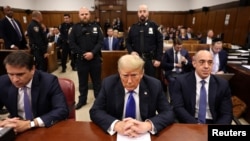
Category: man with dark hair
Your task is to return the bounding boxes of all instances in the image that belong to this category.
[161,38,192,97]
[209,38,228,74]
[0,51,69,133]
[59,13,76,72]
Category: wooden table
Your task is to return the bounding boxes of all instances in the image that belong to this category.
[16,120,208,141]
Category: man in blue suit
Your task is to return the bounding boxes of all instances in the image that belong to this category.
[161,38,192,97]
[171,50,232,124]
[90,54,174,137]
[0,51,69,133]
[0,5,28,49]
[209,38,228,74]
[102,27,120,50]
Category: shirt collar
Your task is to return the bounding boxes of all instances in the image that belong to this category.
[125,85,139,95]
[194,71,210,84]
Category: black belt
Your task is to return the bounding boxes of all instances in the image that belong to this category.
[141,52,154,60]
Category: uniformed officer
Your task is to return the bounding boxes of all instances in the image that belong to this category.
[126,4,163,77]
[27,10,49,72]
[58,13,76,72]
[69,7,104,109]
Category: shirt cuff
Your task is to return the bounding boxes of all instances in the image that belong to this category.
[107,120,120,135]
[36,117,45,127]
[145,119,157,134]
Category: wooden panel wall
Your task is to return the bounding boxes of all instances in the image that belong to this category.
[1,4,250,46]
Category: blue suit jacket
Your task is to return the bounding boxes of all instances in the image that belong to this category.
[102,37,120,50]
[171,71,233,124]
[0,17,27,49]
[90,74,175,134]
[208,48,228,73]
[0,70,69,127]
[161,48,193,77]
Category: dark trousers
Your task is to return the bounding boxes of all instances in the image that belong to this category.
[76,57,102,104]
[32,51,47,72]
[61,43,76,70]
[144,59,156,77]
[166,71,182,99]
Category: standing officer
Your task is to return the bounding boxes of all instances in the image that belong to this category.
[59,13,76,73]
[27,11,49,72]
[126,4,163,77]
[69,7,104,109]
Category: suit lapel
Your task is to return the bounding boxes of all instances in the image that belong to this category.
[115,81,126,119]
[208,76,217,108]
[189,73,197,113]
[139,79,150,120]
[8,85,18,116]
[30,71,40,116]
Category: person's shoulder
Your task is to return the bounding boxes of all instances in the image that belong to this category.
[102,74,121,86]
[0,74,10,81]
[35,70,57,81]
[211,74,228,84]
[147,20,159,27]
[143,75,161,83]
[103,74,119,81]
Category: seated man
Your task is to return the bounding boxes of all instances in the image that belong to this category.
[171,50,232,124]
[0,51,69,133]
[161,38,192,97]
[209,38,228,74]
[200,29,214,44]
[90,54,175,137]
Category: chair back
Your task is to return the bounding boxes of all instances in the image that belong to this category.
[58,78,75,119]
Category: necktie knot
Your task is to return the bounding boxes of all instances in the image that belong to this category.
[201,80,206,85]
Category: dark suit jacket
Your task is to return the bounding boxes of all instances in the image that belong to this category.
[217,50,228,73]
[199,37,215,44]
[102,37,120,50]
[208,48,228,73]
[161,48,192,78]
[0,17,27,49]
[171,71,233,124]
[90,74,175,134]
[0,70,69,127]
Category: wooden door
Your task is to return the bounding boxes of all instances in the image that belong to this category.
[99,5,123,33]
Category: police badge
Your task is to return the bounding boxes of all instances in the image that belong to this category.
[148,27,153,34]
[93,27,97,34]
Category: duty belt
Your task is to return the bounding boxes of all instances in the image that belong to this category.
[141,52,154,60]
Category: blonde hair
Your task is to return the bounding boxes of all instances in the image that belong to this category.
[118,54,145,71]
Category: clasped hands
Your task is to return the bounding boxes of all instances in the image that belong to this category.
[0,117,31,134]
[114,118,152,138]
